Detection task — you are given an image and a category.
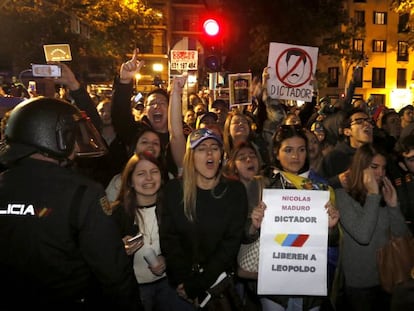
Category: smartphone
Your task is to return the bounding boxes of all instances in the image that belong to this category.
[127,233,143,243]
[31,64,62,78]
[134,92,143,103]
[28,81,36,93]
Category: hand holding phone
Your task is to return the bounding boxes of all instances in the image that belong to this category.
[31,64,62,78]
[127,233,143,244]
[124,233,143,255]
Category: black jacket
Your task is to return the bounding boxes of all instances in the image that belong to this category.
[160,178,247,300]
[0,158,142,310]
[318,140,356,188]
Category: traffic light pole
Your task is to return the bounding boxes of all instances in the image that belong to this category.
[208,72,219,101]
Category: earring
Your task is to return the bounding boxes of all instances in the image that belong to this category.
[219,159,222,164]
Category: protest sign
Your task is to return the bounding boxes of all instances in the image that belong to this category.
[267,42,318,102]
[43,44,72,62]
[228,73,252,106]
[170,50,198,71]
[258,188,329,296]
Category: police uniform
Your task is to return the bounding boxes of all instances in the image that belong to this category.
[0,157,142,310]
[0,95,145,310]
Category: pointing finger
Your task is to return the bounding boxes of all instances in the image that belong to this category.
[132,48,139,62]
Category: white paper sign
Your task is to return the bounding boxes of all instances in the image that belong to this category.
[267,42,318,102]
[258,189,329,296]
[170,50,198,71]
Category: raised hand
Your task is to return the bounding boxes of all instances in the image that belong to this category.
[381,176,398,208]
[52,62,80,91]
[170,73,188,95]
[250,201,266,234]
[325,201,339,228]
[119,48,145,84]
[363,168,379,195]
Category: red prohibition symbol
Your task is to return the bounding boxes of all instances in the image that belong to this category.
[275,48,313,88]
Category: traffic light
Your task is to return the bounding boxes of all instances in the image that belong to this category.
[202,17,222,72]
[203,19,220,37]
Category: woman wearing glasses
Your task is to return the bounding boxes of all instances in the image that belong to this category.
[160,128,247,310]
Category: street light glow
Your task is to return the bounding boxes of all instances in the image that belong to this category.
[153,63,163,72]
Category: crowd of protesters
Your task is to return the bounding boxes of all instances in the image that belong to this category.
[0,48,413,311]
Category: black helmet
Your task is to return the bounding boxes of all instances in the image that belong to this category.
[0,97,107,165]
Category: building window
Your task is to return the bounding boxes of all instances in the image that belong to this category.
[398,41,409,61]
[397,69,407,88]
[373,12,387,25]
[353,67,363,87]
[372,40,386,52]
[328,67,339,87]
[372,68,386,88]
[353,39,364,52]
[399,13,410,33]
[371,94,386,106]
[354,10,365,26]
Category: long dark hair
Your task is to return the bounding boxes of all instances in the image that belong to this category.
[130,128,168,182]
[272,125,309,174]
[115,151,164,221]
[348,143,387,205]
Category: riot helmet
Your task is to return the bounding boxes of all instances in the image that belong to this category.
[0,97,107,165]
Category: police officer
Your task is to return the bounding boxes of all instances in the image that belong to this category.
[0,97,143,310]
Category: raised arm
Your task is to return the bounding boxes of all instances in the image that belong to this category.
[53,63,102,131]
[111,49,145,146]
[168,74,188,174]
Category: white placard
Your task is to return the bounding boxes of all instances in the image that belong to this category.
[258,189,329,296]
[267,42,318,102]
[170,50,198,71]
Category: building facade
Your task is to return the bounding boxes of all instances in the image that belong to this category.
[318,0,414,111]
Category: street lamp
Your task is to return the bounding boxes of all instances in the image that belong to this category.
[153,63,163,72]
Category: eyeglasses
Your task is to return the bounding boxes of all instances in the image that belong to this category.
[350,117,375,126]
[235,154,258,162]
[146,100,168,108]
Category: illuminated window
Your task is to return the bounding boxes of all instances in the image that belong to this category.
[373,12,387,25]
[398,41,409,61]
[372,40,386,53]
[353,39,364,52]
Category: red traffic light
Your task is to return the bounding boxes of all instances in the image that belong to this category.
[203,19,220,36]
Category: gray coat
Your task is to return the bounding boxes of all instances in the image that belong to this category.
[335,190,409,288]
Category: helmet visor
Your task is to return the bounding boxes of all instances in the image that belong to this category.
[74,112,108,157]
